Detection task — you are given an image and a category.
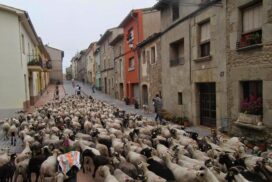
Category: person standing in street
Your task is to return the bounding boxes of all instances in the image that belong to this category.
[72,79,75,88]
[153,94,163,124]
[76,84,81,95]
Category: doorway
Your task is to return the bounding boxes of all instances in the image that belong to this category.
[199,83,216,127]
[119,83,124,100]
[104,78,107,93]
[142,85,148,105]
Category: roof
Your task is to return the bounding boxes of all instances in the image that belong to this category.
[0,4,40,46]
[97,28,115,45]
[118,8,153,27]
[85,42,97,55]
[153,0,171,10]
[109,34,124,46]
[45,45,64,52]
[137,33,161,48]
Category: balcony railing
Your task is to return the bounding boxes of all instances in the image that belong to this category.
[236,30,262,49]
[28,59,43,67]
[170,57,185,67]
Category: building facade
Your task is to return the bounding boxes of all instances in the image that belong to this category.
[75,50,87,82]
[86,42,97,85]
[0,4,51,117]
[45,45,64,84]
[119,8,161,104]
[98,28,123,97]
[110,30,125,100]
[155,0,227,129]
[94,46,102,90]
[137,33,162,110]
[226,0,272,135]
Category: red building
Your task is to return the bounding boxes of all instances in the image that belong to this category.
[119,9,143,104]
[119,8,160,104]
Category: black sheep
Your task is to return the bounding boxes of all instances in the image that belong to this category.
[81,149,111,177]
[146,158,175,181]
[0,154,16,182]
[140,147,175,181]
[98,138,112,157]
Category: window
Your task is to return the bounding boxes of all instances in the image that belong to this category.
[146,50,150,64]
[172,2,179,21]
[242,4,262,33]
[169,39,184,67]
[199,21,210,57]
[21,34,25,54]
[119,46,122,55]
[178,92,183,105]
[238,3,262,48]
[151,46,156,64]
[127,28,134,47]
[129,57,135,71]
[241,81,263,115]
[142,50,146,64]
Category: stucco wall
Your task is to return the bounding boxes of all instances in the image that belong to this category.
[160,1,227,129]
[160,19,192,118]
[143,10,161,39]
[190,4,227,128]
[0,10,28,110]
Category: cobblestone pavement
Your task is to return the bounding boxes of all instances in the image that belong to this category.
[27,84,66,113]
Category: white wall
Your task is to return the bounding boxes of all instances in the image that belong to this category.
[0,10,25,109]
[0,9,39,110]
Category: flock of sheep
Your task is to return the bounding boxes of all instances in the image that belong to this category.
[0,95,272,182]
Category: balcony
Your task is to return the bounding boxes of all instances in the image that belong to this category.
[28,58,43,71]
[236,30,262,50]
[170,57,185,67]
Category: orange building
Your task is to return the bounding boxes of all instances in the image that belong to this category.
[119,8,160,104]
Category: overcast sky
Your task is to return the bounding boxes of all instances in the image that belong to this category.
[1,0,158,72]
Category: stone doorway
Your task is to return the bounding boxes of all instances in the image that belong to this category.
[199,83,216,127]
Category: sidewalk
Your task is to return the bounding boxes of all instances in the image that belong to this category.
[63,80,156,119]
[27,84,66,113]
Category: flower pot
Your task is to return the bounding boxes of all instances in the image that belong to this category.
[183,120,190,128]
[237,113,262,125]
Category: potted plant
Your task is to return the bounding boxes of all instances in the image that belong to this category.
[238,95,263,125]
[182,116,190,128]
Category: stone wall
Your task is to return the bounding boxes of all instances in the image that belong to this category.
[140,39,162,110]
[226,0,272,137]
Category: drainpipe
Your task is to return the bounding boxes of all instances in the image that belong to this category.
[189,18,193,123]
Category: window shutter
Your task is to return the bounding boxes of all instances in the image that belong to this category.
[243,5,262,33]
[200,22,210,42]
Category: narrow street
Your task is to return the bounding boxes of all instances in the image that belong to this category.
[0,0,272,182]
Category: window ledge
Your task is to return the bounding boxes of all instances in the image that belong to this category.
[236,44,263,52]
[193,55,212,62]
[170,63,184,67]
[235,121,265,131]
[128,68,135,72]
